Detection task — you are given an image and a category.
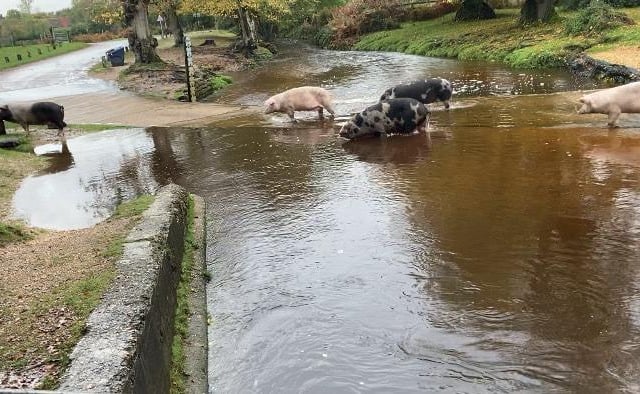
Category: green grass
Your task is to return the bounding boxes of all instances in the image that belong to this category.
[0,42,88,71]
[155,29,237,50]
[210,74,233,91]
[170,195,196,394]
[0,222,33,247]
[588,7,640,53]
[112,195,155,219]
[0,134,44,246]
[102,194,154,260]
[69,123,129,132]
[0,132,33,153]
[355,7,640,69]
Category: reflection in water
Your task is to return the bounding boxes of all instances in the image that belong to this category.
[36,141,75,174]
[341,134,433,165]
[11,43,640,392]
[12,129,159,229]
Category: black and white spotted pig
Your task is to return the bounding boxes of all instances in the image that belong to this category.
[339,98,430,140]
[380,78,453,109]
[0,102,67,136]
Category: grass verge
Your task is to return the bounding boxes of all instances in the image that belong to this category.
[0,194,154,389]
[170,195,196,393]
[354,8,640,69]
[0,42,88,71]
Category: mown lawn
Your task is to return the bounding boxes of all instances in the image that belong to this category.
[355,7,640,69]
[0,42,88,71]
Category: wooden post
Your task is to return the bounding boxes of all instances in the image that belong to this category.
[184,36,196,102]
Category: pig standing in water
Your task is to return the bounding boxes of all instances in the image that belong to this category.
[0,102,67,136]
[577,81,640,127]
[264,86,336,122]
[380,78,453,109]
[339,98,429,140]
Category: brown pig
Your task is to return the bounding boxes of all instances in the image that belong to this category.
[264,86,336,122]
[577,81,640,127]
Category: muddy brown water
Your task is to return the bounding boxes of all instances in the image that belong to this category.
[11,44,640,392]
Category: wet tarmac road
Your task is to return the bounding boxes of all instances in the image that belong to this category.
[0,39,127,102]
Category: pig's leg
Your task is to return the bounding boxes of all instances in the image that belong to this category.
[324,104,336,119]
[287,110,297,122]
[21,123,30,134]
[607,108,621,128]
[443,100,450,110]
[317,107,324,120]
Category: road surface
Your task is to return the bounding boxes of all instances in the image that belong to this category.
[0,40,243,127]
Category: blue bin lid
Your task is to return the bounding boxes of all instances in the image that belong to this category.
[106,45,125,54]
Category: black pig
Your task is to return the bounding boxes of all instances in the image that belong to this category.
[380,78,453,109]
[0,102,67,136]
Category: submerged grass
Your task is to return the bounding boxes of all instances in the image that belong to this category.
[170,195,196,394]
[355,8,640,69]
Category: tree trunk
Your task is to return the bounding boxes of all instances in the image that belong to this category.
[237,7,257,57]
[166,5,184,47]
[123,0,161,64]
[520,0,556,24]
[455,0,496,21]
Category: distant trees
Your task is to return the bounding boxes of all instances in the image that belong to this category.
[68,0,122,35]
[180,0,292,55]
[0,9,50,42]
[152,0,184,46]
[19,0,33,14]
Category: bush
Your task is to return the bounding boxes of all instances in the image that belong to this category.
[329,0,406,48]
[560,0,640,9]
[73,30,126,43]
[404,1,459,22]
[564,1,635,36]
[209,74,233,91]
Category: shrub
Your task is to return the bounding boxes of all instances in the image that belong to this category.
[560,0,640,9]
[73,30,126,43]
[328,0,406,48]
[209,74,233,91]
[564,1,635,36]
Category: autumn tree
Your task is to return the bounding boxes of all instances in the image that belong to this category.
[181,0,290,55]
[122,0,161,63]
[19,0,33,14]
[70,0,122,33]
[152,0,184,46]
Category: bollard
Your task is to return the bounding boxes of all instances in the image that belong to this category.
[4,57,9,63]
[16,54,22,61]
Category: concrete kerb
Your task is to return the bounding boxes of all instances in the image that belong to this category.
[49,183,200,393]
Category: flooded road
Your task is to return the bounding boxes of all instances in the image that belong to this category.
[12,43,640,392]
[0,39,126,101]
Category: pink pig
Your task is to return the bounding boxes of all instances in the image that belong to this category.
[577,81,640,127]
[264,86,336,122]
